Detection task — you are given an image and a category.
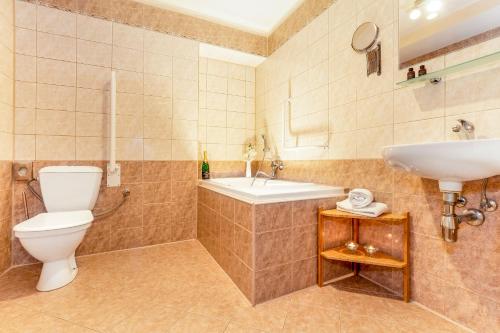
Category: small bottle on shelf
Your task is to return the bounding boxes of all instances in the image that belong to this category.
[407,67,415,80]
[201,151,210,179]
[418,65,427,76]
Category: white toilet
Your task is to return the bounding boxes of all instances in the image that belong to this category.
[14,166,102,291]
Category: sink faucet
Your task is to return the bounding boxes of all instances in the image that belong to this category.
[452,119,475,139]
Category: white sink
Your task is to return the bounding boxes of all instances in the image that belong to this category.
[382,139,500,192]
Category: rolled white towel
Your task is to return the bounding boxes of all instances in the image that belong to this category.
[348,188,374,208]
[337,198,387,217]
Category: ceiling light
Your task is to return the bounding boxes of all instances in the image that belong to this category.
[426,0,442,12]
[409,8,421,20]
[426,12,438,20]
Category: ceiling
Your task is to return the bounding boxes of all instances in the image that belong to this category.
[136,0,305,35]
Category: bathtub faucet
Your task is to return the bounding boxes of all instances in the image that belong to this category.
[253,160,284,184]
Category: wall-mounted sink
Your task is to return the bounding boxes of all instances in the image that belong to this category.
[383,138,500,242]
[382,139,500,192]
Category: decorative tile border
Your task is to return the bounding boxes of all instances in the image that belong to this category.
[27,0,268,56]
[267,0,334,55]
[27,0,338,58]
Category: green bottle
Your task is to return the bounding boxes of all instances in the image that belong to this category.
[202,151,210,179]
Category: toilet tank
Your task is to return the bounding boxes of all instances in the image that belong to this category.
[39,166,103,212]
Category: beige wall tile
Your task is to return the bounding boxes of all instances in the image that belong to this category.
[144,114,171,139]
[37,5,76,37]
[37,83,75,111]
[144,52,172,76]
[116,70,143,94]
[76,88,109,114]
[37,32,76,62]
[37,58,76,86]
[0,73,13,106]
[76,112,107,137]
[173,99,197,121]
[173,58,197,81]
[355,125,393,159]
[206,75,227,94]
[15,107,35,134]
[77,39,112,67]
[171,37,198,60]
[36,135,75,160]
[14,134,34,160]
[172,119,197,141]
[329,132,356,159]
[228,79,245,97]
[206,92,227,110]
[116,138,143,160]
[77,63,111,90]
[475,108,500,139]
[15,81,36,108]
[144,96,172,117]
[0,43,13,78]
[117,114,143,138]
[15,54,36,82]
[173,78,197,100]
[206,110,226,127]
[0,132,13,160]
[112,46,143,72]
[15,27,36,56]
[356,92,394,129]
[207,59,228,77]
[228,64,245,80]
[36,109,75,136]
[15,0,36,30]
[76,136,107,160]
[112,22,143,50]
[144,29,172,56]
[394,84,445,123]
[172,139,197,160]
[144,74,172,97]
[394,118,445,145]
[77,14,112,44]
[0,103,13,133]
[206,126,226,144]
[116,92,142,115]
[144,138,171,160]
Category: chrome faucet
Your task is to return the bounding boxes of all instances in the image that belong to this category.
[452,119,475,139]
[253,160,284,184]
[251,135,284,185]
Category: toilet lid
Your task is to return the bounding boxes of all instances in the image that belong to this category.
[14,210,94,232]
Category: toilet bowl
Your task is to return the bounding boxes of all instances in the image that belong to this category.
[14,166,102,291]
[14,211,93,291]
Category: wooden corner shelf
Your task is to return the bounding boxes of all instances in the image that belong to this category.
[321,245,406,269]
[317,209,410,302]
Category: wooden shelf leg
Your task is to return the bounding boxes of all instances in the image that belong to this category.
[403,217,410,302]
[403,266,410,302]
[317,209,324,287]
[353,218,360,276]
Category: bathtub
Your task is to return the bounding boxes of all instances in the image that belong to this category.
[199,177,345,204]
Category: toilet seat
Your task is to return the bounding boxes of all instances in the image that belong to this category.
[14,210,94,235]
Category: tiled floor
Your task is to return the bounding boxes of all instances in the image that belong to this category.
[0,240,468,333]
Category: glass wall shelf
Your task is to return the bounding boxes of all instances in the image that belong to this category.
[396,50,500,87]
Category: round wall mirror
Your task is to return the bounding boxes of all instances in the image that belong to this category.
[351,22,379,52]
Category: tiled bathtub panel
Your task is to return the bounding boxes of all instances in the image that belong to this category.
[11,160,197,265]
[197,193,255,303]
[254,202,292,233]
[254,263,294,304]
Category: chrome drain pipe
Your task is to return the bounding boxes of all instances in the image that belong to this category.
[441,192,486,242]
